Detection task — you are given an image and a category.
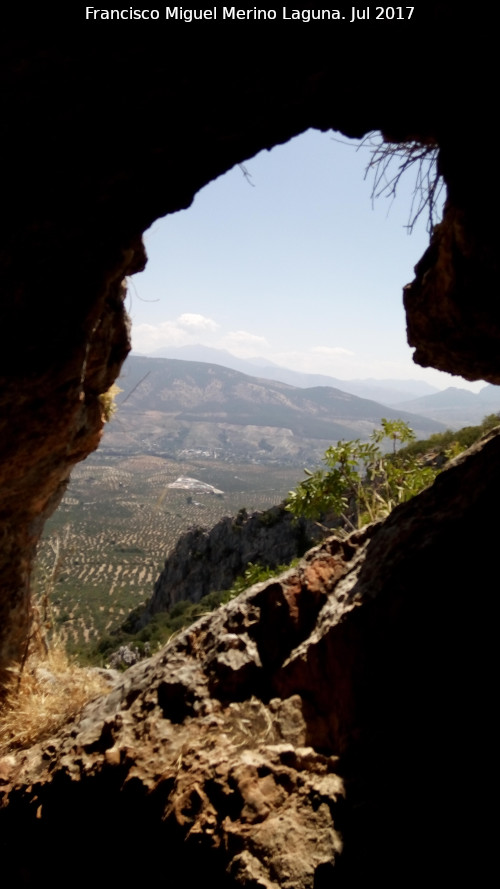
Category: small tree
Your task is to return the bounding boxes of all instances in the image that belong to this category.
[286,419,437,531]
[371,418,416,454]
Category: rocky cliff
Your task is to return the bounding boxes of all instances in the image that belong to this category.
[141,505,319,622]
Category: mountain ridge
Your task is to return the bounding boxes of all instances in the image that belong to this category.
[103,354,445,466]
[145,344,441,404]
[395,384,500,426]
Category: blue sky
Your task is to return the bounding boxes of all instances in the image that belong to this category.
[129,129,483,392]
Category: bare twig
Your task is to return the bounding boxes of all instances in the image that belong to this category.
[239,163,255,187]
[360,132,444,233]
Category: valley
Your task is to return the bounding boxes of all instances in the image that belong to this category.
[34,353,449,654]
[35,451,302,651]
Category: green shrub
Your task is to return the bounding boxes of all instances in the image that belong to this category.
[398,414,500,461]
[286,419,437,531]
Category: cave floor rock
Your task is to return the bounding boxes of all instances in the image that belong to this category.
[1,432,499,886]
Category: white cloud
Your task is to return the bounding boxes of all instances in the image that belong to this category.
[132,321,188,353]
[131,313,219,353]
[177,313,219,331]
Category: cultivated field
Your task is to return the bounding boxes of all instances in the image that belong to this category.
[34,452,303,651]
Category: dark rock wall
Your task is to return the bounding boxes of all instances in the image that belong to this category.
[404,134,500,381]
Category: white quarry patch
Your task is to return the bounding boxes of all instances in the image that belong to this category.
[168,476,224,495]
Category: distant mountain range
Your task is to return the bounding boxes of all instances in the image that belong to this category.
[147,344,441,405]
[143,345,500,428]
[102,355,445,466]
[394,385,500,427]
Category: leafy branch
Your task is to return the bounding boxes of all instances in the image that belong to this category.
[286,419,437,531]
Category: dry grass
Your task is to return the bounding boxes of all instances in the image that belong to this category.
[0,626,110,756]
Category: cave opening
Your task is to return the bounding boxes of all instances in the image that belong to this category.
[31,128,492,664]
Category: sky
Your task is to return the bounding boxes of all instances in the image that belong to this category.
[129,128,484,393]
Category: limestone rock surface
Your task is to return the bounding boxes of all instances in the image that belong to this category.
[141,505,319,623]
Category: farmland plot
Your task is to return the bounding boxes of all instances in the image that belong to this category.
[35,452,302,650]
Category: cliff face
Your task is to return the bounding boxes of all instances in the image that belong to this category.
[143,506,318,621]
[0,8,499,884]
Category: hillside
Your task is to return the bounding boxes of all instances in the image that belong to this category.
[103,355,444,465]
[35,456,303,650]
[149,344,441,404]
[395,384,500,426]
